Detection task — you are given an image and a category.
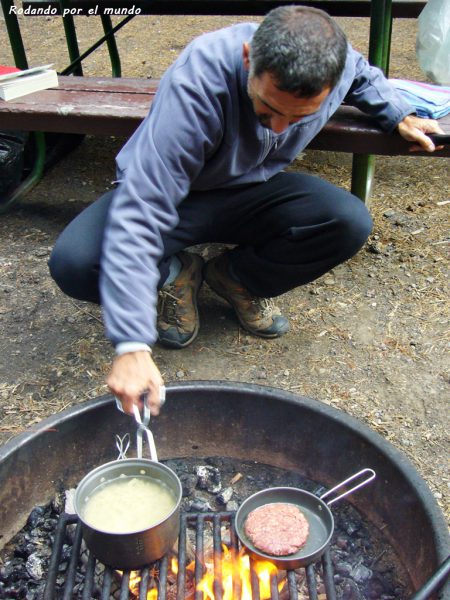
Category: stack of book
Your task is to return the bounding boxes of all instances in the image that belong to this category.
[0,65,58,101]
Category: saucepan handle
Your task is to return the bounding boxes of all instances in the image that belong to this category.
[320,468,376,506]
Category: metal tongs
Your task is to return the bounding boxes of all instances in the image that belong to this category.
[133,400,158,461]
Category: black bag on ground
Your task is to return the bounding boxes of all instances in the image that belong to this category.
[0,130,85,205]
[0,130,26,199]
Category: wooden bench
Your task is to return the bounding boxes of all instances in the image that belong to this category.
[2,0,436,208]
[0,75,448,192]
[1,76,449,151]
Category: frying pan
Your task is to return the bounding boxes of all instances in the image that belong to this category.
[235,468,376,570]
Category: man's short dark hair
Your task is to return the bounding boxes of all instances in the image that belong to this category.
[249,6,348,97]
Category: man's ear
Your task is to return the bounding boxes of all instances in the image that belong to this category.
[242,42,251,70]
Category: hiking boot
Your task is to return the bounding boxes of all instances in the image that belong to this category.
[204,253,290,338]
[157,251,204,349]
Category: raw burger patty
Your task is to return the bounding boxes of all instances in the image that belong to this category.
[244,502,310,556]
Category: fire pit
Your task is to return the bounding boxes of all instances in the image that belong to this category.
[0,382,448,598]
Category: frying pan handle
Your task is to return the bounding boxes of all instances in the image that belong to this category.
[320,468,376,506]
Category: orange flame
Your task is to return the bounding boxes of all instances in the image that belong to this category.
[190,545,283,600]
[126,569,159,600]
[128,546,284,599]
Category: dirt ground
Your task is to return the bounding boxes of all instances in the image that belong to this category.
[0,13,448,525]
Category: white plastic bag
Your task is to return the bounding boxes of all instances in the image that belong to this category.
[416,0,450,85]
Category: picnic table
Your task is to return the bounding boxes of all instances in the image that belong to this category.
[0,0,428,207]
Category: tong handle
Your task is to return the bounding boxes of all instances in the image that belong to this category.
[134,403,158,462]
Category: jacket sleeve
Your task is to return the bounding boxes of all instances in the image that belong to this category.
[99,80,222,347]
[344,48,415,133]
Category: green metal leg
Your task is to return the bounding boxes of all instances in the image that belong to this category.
[0,0,28,69]
[351,154,376,207]
[351,0,392,204]
[58,0,123,77]
[59,0,83,75]
[101,15,122,77]
[0,0,48,211]
[0,132,47,214]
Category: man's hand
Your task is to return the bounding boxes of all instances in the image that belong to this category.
[397,115,445,153]
[107,351,164,416]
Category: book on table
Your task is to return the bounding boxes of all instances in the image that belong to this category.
[0,64,58,101]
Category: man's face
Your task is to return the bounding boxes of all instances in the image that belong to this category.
[247,71,330,134]
[243,42,331,134]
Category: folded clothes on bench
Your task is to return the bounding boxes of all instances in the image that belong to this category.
[390,79,450,119]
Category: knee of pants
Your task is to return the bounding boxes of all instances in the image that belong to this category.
[283,196,373,266]
[48,244,100,302]
[334,198,373,256]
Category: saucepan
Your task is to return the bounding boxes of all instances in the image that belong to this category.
[235,468,376,570]
[74,399,182,570]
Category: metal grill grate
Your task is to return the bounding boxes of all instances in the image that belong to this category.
[43,512,337,600]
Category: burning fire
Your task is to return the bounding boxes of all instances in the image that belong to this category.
[193,545,284,600]
[129,546,285,599]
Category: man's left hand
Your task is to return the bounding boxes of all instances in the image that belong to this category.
[397,115,445,153]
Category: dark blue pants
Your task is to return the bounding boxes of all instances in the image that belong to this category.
[49,171,372,302]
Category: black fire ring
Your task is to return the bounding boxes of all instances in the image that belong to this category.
[0,381,448,597]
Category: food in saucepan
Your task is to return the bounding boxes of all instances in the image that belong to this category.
[244,502,310,556]
[81,476,176,533]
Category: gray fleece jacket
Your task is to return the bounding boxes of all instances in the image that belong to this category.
[100,22,413,348]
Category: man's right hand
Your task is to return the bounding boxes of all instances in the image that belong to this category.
[107,351,164,416]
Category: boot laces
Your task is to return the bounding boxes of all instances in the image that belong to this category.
[158,288,181,326]
[251,297,277,318]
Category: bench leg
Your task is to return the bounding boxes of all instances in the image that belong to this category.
[1,0,29,68]
[351,0,391,208]
[59,0,83,75]
[0,133,47,214]
[101,15,122,77]
[351,154,376,206]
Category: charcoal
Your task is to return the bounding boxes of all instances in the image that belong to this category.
[336,536,348,550]
[58,561,69,572]
[13,542,29,559]
[226,500,239,511]
[216,486,233,504]
[196,465,222,493]
[187,498,213,512]
[26,506,46,529]
[2,559,26,580]
[351,563,372,584]
[64,488,76,514]
[345,520,361,536]
[51,491,65,514]
[42,517,58,531]
[26,553,45,580]
[341,578,364,599]
[180,472,198,496]
[26,587,44,600]
[61,543,72,562]
[336,561,352,576]
[365,577,385,598]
